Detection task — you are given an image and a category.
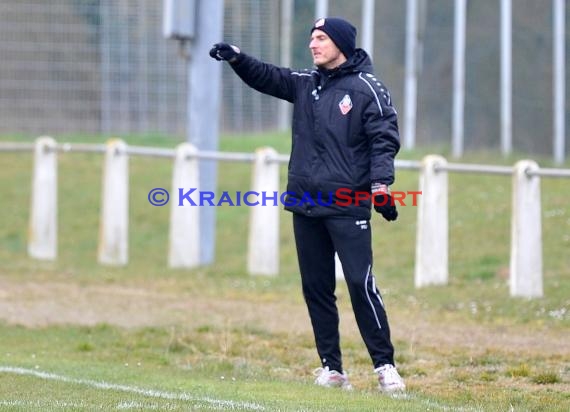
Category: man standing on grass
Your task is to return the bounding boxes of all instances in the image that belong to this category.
[209,17,405,392]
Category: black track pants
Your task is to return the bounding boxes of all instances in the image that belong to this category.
[293,213,395,372]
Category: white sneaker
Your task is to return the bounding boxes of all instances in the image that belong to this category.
[313,366,353,390]
[375,364,406,393]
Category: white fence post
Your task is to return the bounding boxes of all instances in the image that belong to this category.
[510,160,543,297]
[335,252,345,280]
[98,139,129,266]
[169,143,200,268]
[247,147,280,276]
[28,136,58,260]
[415,155,449,287]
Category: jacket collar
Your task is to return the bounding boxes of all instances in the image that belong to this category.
[316,48,374,78]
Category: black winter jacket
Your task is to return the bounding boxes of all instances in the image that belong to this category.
[229,49,400,219]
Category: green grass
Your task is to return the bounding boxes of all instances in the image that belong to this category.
[1,132,569,411]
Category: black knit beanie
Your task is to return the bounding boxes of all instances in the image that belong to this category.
[311,17,357,59]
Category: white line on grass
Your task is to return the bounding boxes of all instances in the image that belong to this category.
[0,400,90,409]
[0,366,266,411]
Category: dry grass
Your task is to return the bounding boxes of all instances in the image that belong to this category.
[1,133,569,410]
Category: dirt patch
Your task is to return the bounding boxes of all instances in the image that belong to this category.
[0,278,313,331]
[1,277,568,360]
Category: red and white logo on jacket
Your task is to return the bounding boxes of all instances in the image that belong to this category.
[338,94,353,115]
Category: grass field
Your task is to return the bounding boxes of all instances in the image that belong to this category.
[0,132,569,411]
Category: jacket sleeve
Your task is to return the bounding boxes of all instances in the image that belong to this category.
[363,87,401,186]
[229,53,297,103]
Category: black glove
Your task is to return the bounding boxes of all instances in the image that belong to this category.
[372,183,398,222]
[209,42,240,62]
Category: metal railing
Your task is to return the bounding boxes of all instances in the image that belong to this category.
[2,139,569,299]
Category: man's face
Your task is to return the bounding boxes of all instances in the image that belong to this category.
[309,29,346,70]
